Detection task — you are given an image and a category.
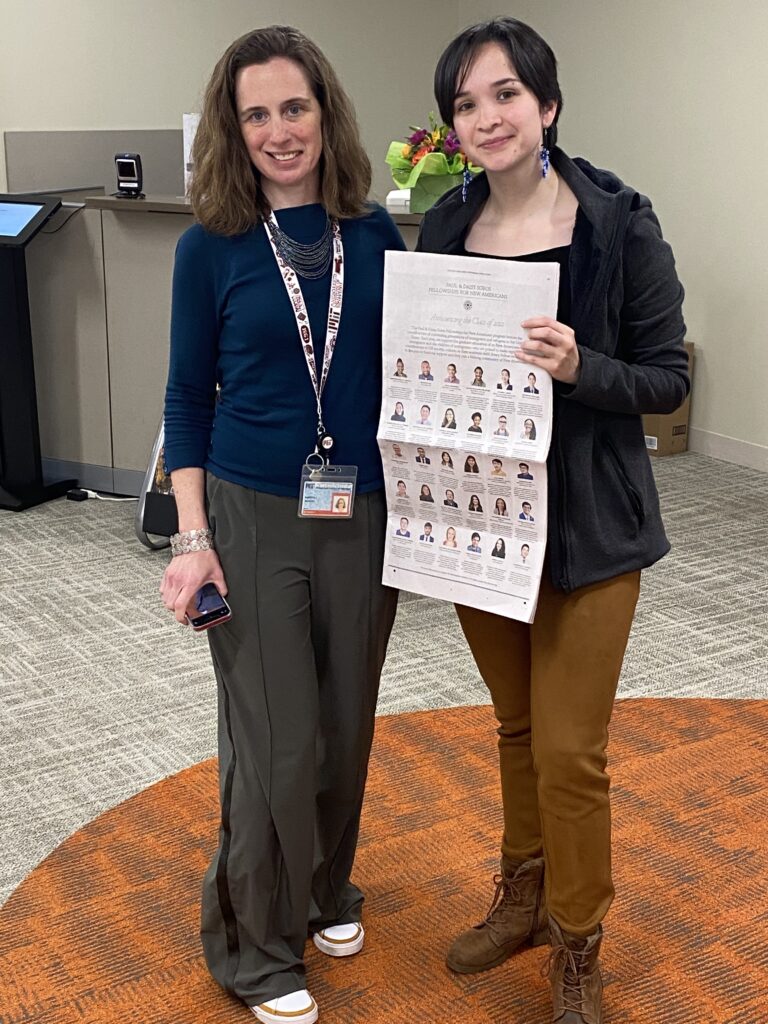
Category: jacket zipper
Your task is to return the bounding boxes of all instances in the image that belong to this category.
[553,193,633,593]
[554,418,572,591]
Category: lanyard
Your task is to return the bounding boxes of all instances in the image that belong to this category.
[264,212,344,456]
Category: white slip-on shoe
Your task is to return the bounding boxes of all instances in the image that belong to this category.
[312,922,365,957]
[250,989,318,1024]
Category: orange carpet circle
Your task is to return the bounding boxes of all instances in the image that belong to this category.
[1,700,766,1023]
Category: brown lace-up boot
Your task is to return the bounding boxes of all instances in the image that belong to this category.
[545,917,604,1024]
[446,857,548,974]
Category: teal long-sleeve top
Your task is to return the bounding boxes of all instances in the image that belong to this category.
[164,202,405,496]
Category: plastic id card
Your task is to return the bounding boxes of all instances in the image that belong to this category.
[299,464,358,519]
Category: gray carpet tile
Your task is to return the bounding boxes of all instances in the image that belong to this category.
[1,452,766,904]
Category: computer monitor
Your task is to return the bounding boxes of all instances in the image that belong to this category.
[0,195,62,247]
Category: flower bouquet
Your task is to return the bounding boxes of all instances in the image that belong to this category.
[385,115,480,213]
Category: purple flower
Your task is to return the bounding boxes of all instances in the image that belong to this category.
[407,128,429,146]
[443,130,461,156]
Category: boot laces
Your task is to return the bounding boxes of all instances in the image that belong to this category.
[542,942,589,1016]
[484,873,522,923]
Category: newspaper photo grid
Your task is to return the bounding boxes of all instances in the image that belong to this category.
[378,250,559,623]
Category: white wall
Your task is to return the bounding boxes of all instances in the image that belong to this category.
[0,0,460,201]
[456,1,768,468]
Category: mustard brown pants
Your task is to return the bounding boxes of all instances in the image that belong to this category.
[455,568,641,936]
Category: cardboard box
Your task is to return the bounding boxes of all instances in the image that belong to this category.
[643,341,695,456]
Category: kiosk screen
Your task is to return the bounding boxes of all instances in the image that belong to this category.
[0,202,44,240]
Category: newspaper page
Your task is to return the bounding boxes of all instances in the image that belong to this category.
[378,250,558,623]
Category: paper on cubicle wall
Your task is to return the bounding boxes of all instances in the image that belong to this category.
[378,250,557,623]
[183,114,201,195]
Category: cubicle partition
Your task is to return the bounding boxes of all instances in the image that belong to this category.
[23,195,191,494]
[22,195,419,496]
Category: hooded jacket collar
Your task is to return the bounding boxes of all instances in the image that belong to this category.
[421,147,636,254]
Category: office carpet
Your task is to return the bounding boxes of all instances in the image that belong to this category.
[1,701,766,1024]
[1,452,767,907]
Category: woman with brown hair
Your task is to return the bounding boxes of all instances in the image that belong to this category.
[160,25,402,1024]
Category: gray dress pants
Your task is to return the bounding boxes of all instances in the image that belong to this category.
[200,475,398,1005]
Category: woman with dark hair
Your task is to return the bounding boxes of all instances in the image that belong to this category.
[468,493,483,513]
[497,367,513,390]
[493,497,508,517]
[492,537,506,559]
[442,406,458,428]
[161,25,403,1024]
[520,416,537,440]
[463,455,480,473]
[417,17,688,1022]
[441,451,454,469]
[420,483,435,502]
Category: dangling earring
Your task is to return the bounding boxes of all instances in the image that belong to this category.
[540,126,551,179]
[462,155,472,204]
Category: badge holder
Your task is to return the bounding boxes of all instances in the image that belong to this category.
[299,452,357,519]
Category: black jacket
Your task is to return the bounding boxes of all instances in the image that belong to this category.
[416,148,690,592]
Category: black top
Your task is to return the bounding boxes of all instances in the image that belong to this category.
[461,244,572,326]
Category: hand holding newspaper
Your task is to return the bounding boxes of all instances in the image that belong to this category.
[378,250,559,623]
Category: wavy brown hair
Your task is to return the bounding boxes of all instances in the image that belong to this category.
[190,25,372,235]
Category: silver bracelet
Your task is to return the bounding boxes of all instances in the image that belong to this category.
[170,528,214,557]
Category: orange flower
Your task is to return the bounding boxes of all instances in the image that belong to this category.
[412,145,432,164]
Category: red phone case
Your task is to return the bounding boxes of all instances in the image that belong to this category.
[185,584,232,631]
[188,607,232,632]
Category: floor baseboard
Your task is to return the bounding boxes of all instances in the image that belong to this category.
[688,428,768,472]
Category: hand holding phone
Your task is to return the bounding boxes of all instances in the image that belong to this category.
[184,582,232,631]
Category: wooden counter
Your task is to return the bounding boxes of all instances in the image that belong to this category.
[84,194,192,215]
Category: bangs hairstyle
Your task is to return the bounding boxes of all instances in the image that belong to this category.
[434,17,563,144]
[191,25,372,235]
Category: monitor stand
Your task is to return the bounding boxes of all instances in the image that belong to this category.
[0,479,75,512]
[0,245,76,510]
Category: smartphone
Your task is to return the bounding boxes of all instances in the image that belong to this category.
[185,582,232,631]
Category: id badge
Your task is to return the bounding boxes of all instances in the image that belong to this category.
[299,462,358,519]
